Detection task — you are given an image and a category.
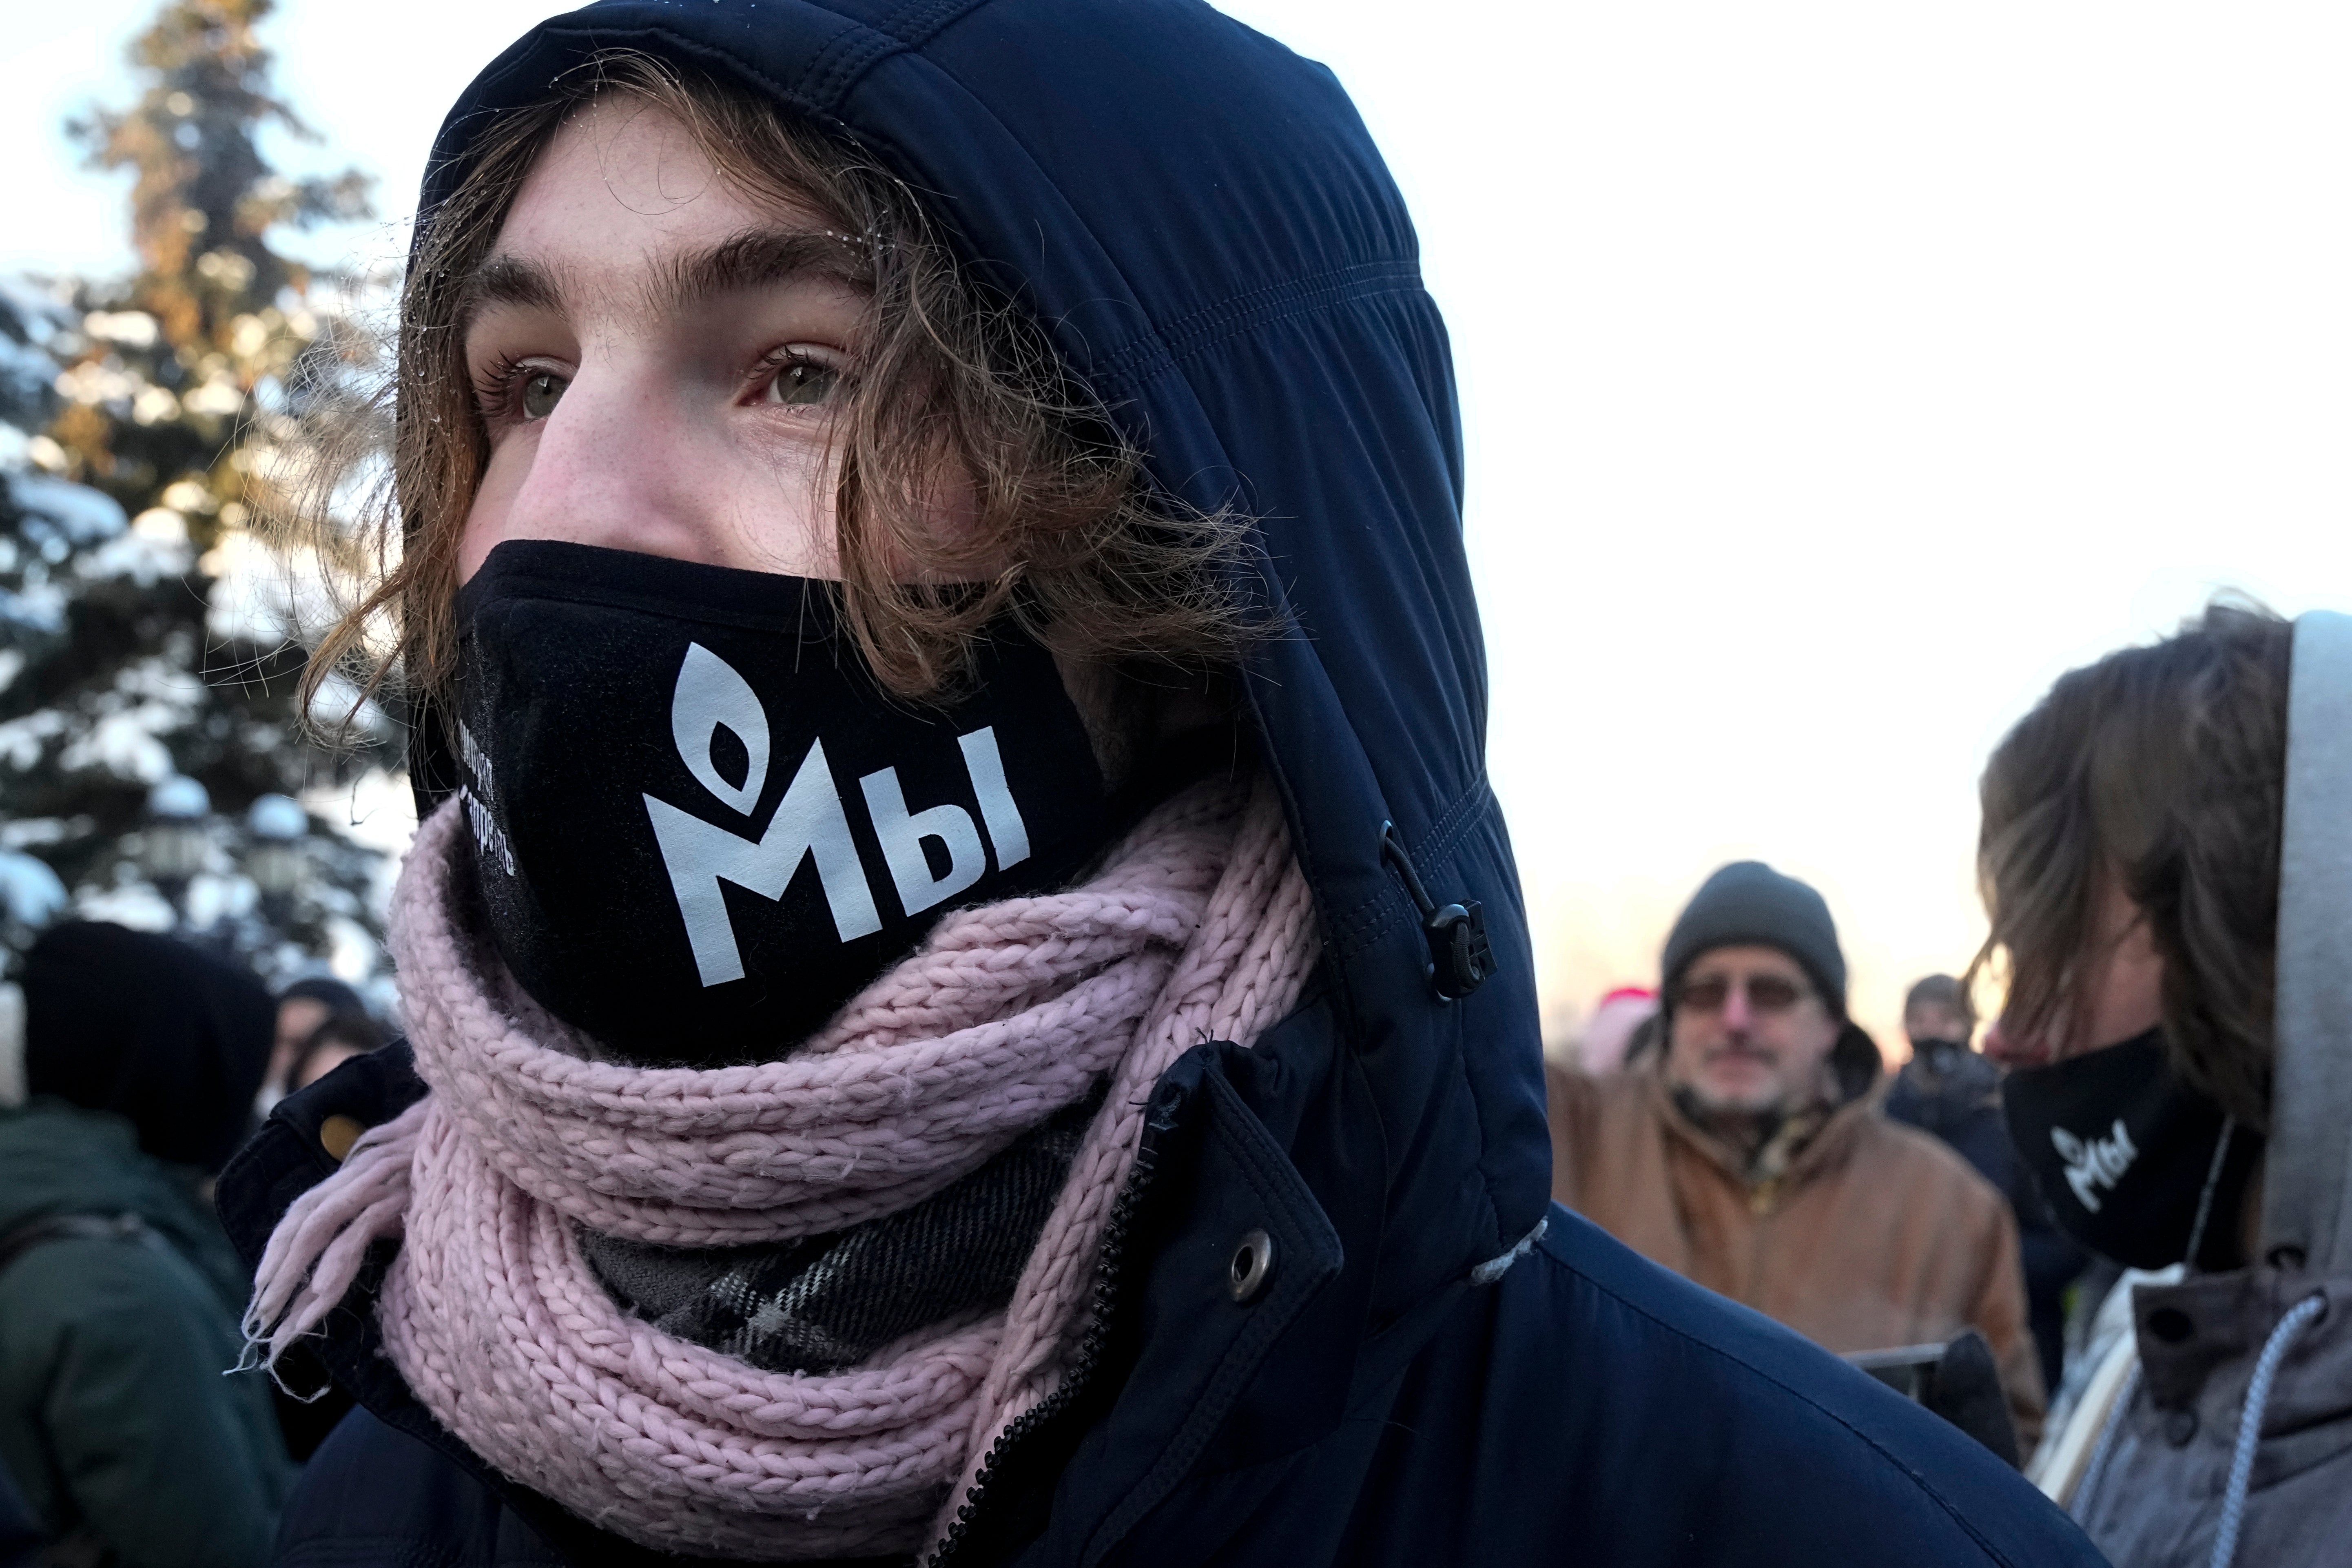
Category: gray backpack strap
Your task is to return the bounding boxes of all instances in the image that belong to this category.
[2267,610,2352,1275]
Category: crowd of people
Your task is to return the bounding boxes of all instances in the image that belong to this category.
[22,609,2345,1566]
[1537,603,2352,1564]
[2,0,2345,1564]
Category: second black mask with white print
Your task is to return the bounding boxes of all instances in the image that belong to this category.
[453,540,1110,1066]
[2000,1028,2265,1271]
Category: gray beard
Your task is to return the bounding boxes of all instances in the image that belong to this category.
[1670,1078,1836,1183]
[1672,1081,1782,1156]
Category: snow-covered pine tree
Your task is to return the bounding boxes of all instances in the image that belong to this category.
[1,0,400,995]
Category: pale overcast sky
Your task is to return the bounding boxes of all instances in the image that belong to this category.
[13,2,2352,1048]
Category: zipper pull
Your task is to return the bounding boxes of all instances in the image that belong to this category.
[1380,822,1493,1001]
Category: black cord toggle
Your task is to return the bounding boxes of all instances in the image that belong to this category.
[1380,821,1493,1001]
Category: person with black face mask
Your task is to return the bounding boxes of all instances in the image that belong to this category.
[1974,599,2352,1567]
[214,7,2101,1566]
[1884,974,2087,1393]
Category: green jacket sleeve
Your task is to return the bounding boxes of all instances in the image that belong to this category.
[2,1234,289,1568]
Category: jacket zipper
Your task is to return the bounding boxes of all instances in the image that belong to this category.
[926,1091,1175,1567]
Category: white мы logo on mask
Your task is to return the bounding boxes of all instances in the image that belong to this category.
[669,643,770,815]
[640,643,1034,987]
[2052,1118,2138,1213]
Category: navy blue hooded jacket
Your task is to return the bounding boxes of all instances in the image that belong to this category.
[215,2,2106,1564]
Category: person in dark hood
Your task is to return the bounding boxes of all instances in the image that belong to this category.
[0,922,292,1564]
[1890,976,1999,1156]
[1978,600,2352,1566]
[1886,975,2087,1394]
[286,1009,388,1096]
[262,976,369,1114]
[1550,864,2048,1449]
[22,920,276,1172]
[219,4,2098,1564]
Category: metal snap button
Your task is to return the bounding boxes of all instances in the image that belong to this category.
[1228,1229,1275,1303]
[319,1114,368,1164]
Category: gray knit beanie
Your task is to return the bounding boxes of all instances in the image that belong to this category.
[1660,861,1847,1018]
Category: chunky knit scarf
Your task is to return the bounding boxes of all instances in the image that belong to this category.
[248,772,1316,1559]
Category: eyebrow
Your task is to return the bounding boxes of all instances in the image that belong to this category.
[649,227,871,314]
[458,226,871,332]
[460,253,566,323]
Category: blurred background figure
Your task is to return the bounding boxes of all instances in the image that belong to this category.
[284,1006,385,1094]
[1575,985,1659,1074]
[1548,862,2045,1456]
[261,975,369,1112]
[1885,974,2085,1396]
[0,921,292,1566]
[1897,976,1973,1069]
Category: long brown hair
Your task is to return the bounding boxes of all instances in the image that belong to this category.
[1971,599,2289,1128]
[290,49,1252,726]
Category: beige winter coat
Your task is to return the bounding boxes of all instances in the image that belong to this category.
[1546,1062,2046,1449]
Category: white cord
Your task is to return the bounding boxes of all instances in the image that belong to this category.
[2208,1292,2327,1568]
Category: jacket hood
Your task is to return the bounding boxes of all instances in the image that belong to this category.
[1833,1021,1885,1100]
[408,0,1549,1285]
[20,921,272,1173]
[2265,610,2352,1277]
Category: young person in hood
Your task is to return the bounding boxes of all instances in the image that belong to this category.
[220,3,2100,1564]
[1978,601,2352,1566]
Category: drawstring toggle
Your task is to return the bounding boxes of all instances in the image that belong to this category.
[1380,822,1493,1000]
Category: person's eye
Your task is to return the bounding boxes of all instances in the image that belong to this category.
[471,355,569,428]
[762,350,842,408]
[1678,977,1730,1013]
[520,370,568,421]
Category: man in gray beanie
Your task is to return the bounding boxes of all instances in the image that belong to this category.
[1547,862,2045,1453]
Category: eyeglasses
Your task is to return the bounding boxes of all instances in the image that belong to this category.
[1674,973,1811,1016]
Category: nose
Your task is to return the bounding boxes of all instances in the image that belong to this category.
[1982,1018,2042,1067]
[1720,981,1753,1033]
[498,366,706,561]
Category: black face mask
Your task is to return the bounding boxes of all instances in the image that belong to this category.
[1911,1038,1969,1075]
[2001,1028,2264,1271]
[452,540,1110,1066]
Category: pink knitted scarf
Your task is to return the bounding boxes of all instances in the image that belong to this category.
[248,771,1316,1558]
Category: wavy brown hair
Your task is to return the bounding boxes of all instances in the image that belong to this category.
[1970,599,2289,1129]
[292,49,1251,729]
